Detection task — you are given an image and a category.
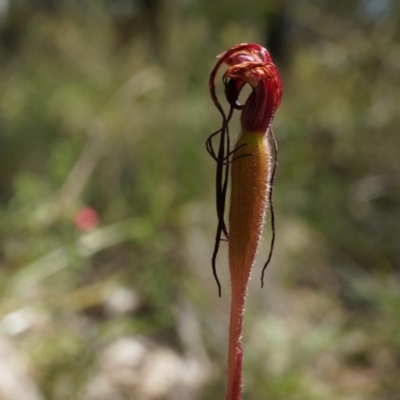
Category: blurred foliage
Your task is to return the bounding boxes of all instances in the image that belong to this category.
[0,0,400,399]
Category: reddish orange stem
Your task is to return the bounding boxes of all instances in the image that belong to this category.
[226,131,270,400]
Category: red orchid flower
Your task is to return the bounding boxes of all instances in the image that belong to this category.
[206,43,282,399]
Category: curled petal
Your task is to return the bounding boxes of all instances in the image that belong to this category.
[210,43,282,134]
[209,43,274,114]
[218,43,272,65]
[225,63,282,133]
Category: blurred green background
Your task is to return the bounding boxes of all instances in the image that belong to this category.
[0,1,399,399]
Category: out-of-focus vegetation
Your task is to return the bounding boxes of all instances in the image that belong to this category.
[0,0,400,399]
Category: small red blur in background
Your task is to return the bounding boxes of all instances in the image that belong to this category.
[74,206,99,231]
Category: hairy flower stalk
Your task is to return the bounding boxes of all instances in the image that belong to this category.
[207,44,282,399]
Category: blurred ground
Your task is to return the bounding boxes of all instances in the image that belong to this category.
[0,1,400,399]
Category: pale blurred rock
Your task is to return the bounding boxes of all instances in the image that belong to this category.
[104,287,141,317]
[1,308,38,336]
[0,334,44,400]
[84,336,208,400]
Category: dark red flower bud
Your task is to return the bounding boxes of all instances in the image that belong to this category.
[224,59,282,133]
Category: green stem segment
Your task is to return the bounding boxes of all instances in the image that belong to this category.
[226,131,270,400]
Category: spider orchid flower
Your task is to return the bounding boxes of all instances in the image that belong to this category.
[207,43,282,400]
